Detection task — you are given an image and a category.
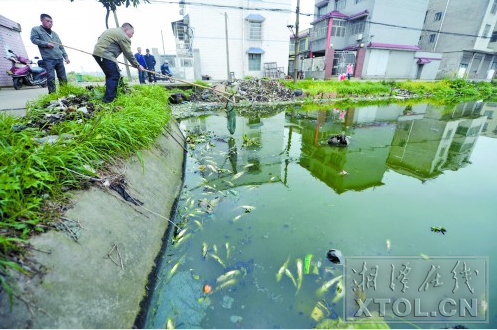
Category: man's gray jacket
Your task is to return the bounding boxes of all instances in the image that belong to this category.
[30,26,68,60]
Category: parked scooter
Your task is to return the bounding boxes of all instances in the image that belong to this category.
[5,49,47,90]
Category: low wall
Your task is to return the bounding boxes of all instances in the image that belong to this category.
[0,123,185,328]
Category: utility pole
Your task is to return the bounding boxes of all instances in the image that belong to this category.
[161,30,166,55]
[293,0,300,84]
[113,10,132,81]
[225,12,231,81]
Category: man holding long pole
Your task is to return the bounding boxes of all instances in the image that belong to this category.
[93,23,144,103]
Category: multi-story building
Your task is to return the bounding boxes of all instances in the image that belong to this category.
[419,0,497,80]
[174,0,291,80]
[288,28,312,78]
[308,0,442,79]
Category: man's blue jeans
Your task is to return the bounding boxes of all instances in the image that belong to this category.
[43,58,67,93]
[93,55,122,103]
[138,70,147,84]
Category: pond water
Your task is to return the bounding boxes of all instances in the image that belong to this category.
[145,101,497,329]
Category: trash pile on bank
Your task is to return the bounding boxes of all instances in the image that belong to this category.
[189,78,295,103]
[13,92,100,134]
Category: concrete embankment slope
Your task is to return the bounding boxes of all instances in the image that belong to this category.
[0,124,185,328]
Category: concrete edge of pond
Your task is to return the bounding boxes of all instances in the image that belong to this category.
[0,123,186,328]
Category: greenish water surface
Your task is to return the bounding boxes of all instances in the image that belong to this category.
[145,101,497,329]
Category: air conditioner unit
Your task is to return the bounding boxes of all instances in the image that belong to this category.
[356,34,363,41]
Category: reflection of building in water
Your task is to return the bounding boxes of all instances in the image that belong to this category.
[183,113,285,190]
[387,102,487,179]
[480,102,497,138]
[289,100,488,190]
[288,109,396,194]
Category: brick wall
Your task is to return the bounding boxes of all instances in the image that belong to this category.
[0,15,28,88]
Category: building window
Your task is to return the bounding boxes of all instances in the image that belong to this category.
[181,58,193,67]
[434,12,443,21]
[349,19,366,35]
[331,19,346,37]
[314,20,328,40]
[289,41,294,52]
[484,110,494,119]
[318,5,327,17]
[429,34,436,43]
[249,22,262,40]
[491,0,497,14]
[482,24,491,38]
[491,31,497,42]
[248,54,261,71]
[299,38,306,52]
[334,0,346,11]
[424,10,428,23]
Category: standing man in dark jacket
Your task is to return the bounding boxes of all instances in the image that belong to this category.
[93,23,144,103]
[144,49,157,83]
[134,47,147,84]
[30,14,70,94]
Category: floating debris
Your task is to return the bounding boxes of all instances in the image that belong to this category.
[326,249,344,265]
[230,315,243,324]
[239,205,255,213]
[431,226,447,235]
[310,300,330,322]
[166,318,175,329]
[222,295,235,309]
[304,254,313,275]
[202,284,212,294]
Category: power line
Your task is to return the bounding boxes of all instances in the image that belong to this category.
[368,20,493,39]
[148,0,492,39]
[149,0,314,16]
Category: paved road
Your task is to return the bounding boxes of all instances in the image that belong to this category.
[0,86,47,117]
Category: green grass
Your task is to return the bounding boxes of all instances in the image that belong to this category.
[282,79,392,97]
[283,79,497,101]
[0,83,172,302]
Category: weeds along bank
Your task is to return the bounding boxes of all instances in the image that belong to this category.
[0,84,186,327]
[283,78,497,101]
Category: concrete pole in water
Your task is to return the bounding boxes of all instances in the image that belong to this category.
[113,10,132,82]
[293,0,300,84]
[225,12,231,81]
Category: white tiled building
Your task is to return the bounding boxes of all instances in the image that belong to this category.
[175,0,292,80]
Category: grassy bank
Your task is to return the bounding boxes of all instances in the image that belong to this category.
[283,79,497,101]
[0,84,172,301]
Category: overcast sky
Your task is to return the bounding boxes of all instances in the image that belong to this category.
[2,0,314,72]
